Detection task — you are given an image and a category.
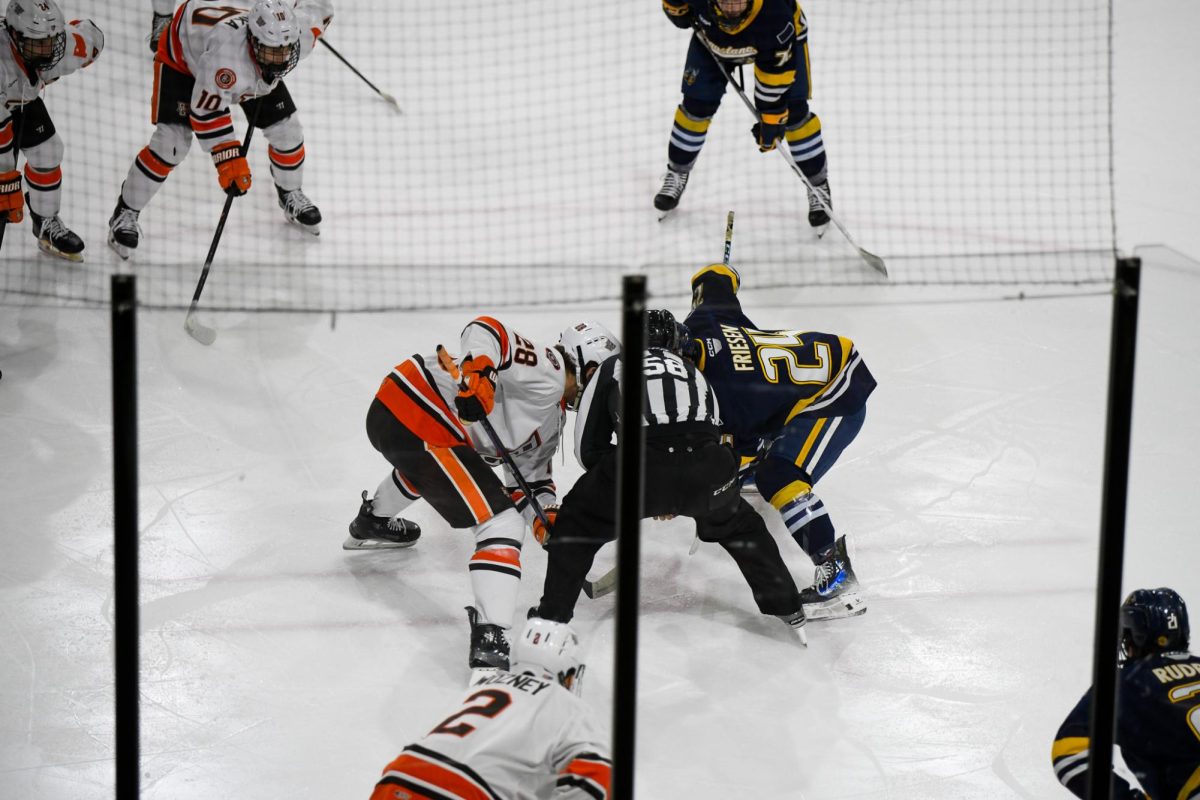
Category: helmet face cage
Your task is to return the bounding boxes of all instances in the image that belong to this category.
[559,322,620,408]
[709,0,752,26]
[248,0,301,83]
[251,37,299,83]
[6,0,66,71]
[1120,588,1190,660]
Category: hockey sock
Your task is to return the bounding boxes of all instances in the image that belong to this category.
[370,469,420,518]
[784,112,827,184]
[264,116,305,191]
[772,487,836,556]
[667,104,711,172]
[467,508,525,628]
[21,135,63,218]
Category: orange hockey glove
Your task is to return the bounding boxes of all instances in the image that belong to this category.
[533,504,559,546]
[212,142,251,196]
[454,355,497,422]
[0,169,23,223]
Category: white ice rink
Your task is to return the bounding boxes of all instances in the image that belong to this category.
[3,1,1200,799]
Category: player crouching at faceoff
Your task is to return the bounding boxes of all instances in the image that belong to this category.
[370,617,611,800]
[0,0,102,261]
[108,0,332,260]
[532,328,811,642]
[348,317,598,671]
[670,264,876,621]
[1052,588,1200,800]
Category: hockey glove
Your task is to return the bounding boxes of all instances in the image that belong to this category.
[0,170,23,223]
[532,504,559,546]
[663,0,694,29]
[752,113,787,153]
[454,355,498,422]
[212,142,252,197]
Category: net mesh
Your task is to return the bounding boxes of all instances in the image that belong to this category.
[1,0,1115,310]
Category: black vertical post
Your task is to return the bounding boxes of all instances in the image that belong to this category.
[1086,256,1141,800]
[612,275,646,800]
[112,275,140,799]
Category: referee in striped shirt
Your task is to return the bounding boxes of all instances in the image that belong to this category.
[534,342,808,635]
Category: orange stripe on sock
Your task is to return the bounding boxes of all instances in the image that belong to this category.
[471,547,521,569]
[429,447,490,523]
[268,144,305,167]
[23,165,62,187]
[137,147,172,178]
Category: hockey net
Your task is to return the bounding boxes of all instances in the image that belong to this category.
[1,0,1115,311]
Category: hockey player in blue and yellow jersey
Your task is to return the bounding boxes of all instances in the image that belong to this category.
[1052,587,1200,799]
[655,0,831,229]
[665,262,875,620]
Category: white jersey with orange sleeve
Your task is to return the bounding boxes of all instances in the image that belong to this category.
[450,316,566,514]
[371,670,611,800]
[157,0,332,155]
[0,19,102,170]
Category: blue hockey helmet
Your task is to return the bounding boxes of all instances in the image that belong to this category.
[1121,587,1190,659]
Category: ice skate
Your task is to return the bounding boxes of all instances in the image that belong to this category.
[654,166,689,219]
[466,605,510,671]
[799,535,867,620]
[807,179,831,234]
[343,490,421,550]
[29,202,84,262]
[107,198,141,261]
[277,186,321,236]
[777,608,809,647]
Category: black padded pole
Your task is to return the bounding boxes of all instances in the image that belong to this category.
[1086,256,1141,800]
[112,275,140,799]
[611,275,646,799]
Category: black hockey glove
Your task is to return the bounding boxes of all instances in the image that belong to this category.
[663,1,694,28]
[752,119,786,153]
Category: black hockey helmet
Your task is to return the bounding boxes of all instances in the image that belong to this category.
[647,308,700,362]
[1121,587,1190,660]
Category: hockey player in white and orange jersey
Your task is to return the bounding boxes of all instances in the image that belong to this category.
[0,0,102,261]
[370,617,611,800]
[107,0,333,260]
[346,317,619,672]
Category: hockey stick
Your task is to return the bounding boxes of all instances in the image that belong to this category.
[184,111,260,345]
[318,38,401,114]
[695,32,888,278]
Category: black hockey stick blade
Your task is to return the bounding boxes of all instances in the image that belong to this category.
[184,306,216,345]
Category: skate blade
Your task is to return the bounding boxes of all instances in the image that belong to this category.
[342,535,417,551]
[286,217,320,236]
[38,240,84,263]
[802,592,867,621]
[811,221,830,239]
[656,207,677,223]
[791,625,809,647]
[107,235,133,261]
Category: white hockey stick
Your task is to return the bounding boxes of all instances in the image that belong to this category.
[696,33,888,278]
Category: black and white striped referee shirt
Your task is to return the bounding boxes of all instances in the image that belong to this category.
[573,348,721,469]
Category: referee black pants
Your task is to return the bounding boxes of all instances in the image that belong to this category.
[536,437,802,623]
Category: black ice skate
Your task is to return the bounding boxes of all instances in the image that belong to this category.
[807,179,832,232]
[277,186,321,236]
[654,166,689,218]
[777,607,809,647]
[29,201,84,262]
[343,490,421,550]
[466,605,510,671]
[107,198,141,261]
[799,535,867,620]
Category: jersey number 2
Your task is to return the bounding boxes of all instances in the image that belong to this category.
[429,689,512,737]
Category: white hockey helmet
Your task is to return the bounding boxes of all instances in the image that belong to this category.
[559,321,620,406]
[248,0,301,82]
[5,0,66,71]
[512,617,586,695]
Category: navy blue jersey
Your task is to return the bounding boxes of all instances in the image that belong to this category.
[1052,651,1200,799]
[662,0,805,122]
[682,264,876,450]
